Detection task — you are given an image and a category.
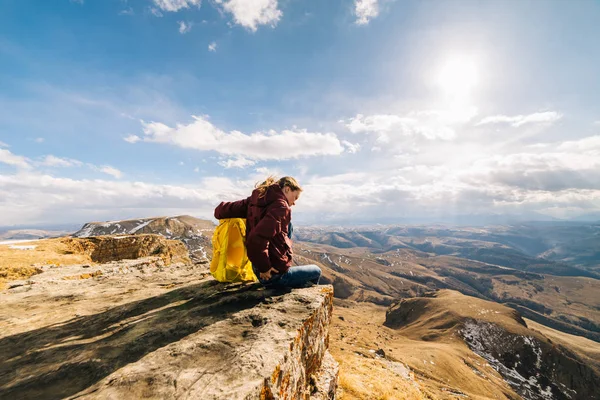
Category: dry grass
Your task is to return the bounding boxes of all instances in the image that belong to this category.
[331,302,424,399]
[525,318,600,372]
[330,297,519,400]
[492,274,600,330]
[0,238,92,289]
[336,356,426,400]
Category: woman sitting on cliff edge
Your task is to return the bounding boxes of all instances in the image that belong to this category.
[214,176,321,288]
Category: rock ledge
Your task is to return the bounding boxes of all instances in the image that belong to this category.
[74,284,337,400]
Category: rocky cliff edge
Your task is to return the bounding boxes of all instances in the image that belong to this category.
[0,249,337,400]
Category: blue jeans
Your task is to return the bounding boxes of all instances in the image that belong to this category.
[254,264,321,288]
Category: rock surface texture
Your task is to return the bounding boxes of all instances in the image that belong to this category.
[61,234,191,264]
[0,253,337,400]
[74,285,337,400]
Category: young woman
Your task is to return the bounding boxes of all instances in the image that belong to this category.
[214,176,321,288]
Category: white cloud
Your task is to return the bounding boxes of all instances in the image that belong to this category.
[291,130,600,222]
[0,141,8,148]
[89,165,123,179]
[137,115,345,160]
[292,166,600,223]
[40,155,83,168]
[152,0,200,12]
[345,114,404,134]
[254,166,286,178]
[215,0,282,32]
[355,0,379,25]
[344,113,457,140]
[477,111,562,127]
[342,140,361,154]
[459,135,600,193]
[208,42,217,52]
[410,107,478,125]
[0,149,31,169]
[150,7,164,17]
[0,172,238,225]
[558,135,600,153]
[101,166,123,179]
[124,134,141,144]
[3,130,600,225]
[119,7,134,15]
[178,21,193,34]
[218,157,256,169]
[35,137,45,143]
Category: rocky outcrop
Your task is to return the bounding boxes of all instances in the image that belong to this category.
[72,215,214,263]
[2,218,338,399]
[60,234,190,265]
[0,262,338,400]
[72,285,337,400]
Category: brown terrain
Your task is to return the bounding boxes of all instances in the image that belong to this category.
[0,234,189,290]
[2,216,600,399]
[331,291,600,399]
[294,242,600,343]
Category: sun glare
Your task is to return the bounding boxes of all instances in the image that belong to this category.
[436,56,479,100]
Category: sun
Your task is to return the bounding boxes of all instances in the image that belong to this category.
[435,56,479,100]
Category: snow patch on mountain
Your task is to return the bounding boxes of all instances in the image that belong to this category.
[129,220,152,234]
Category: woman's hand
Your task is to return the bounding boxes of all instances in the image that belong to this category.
[260,267,279,280]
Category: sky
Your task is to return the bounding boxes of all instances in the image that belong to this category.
[1,0,600,227]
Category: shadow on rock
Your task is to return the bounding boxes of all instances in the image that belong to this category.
[0,280,288,400]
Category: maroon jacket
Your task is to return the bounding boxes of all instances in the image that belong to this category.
[214,184,293,274]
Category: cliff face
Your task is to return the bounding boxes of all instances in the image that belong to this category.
[61,234,191,264]
[0,235,190,290]
[0,251,338,400]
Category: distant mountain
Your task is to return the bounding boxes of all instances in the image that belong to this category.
[0,229,74,242]
[0,223,81,232]
[73,215,215,264]
[296,212,562,227]
[296,222,600,277]
[570,211,600,222]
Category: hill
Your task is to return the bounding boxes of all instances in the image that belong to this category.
[73,215,215,264]
[331,290,600,399]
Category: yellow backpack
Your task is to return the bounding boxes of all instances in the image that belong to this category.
[210,218,257,283]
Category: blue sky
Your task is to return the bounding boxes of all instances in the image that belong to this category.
[1,0,600,226]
